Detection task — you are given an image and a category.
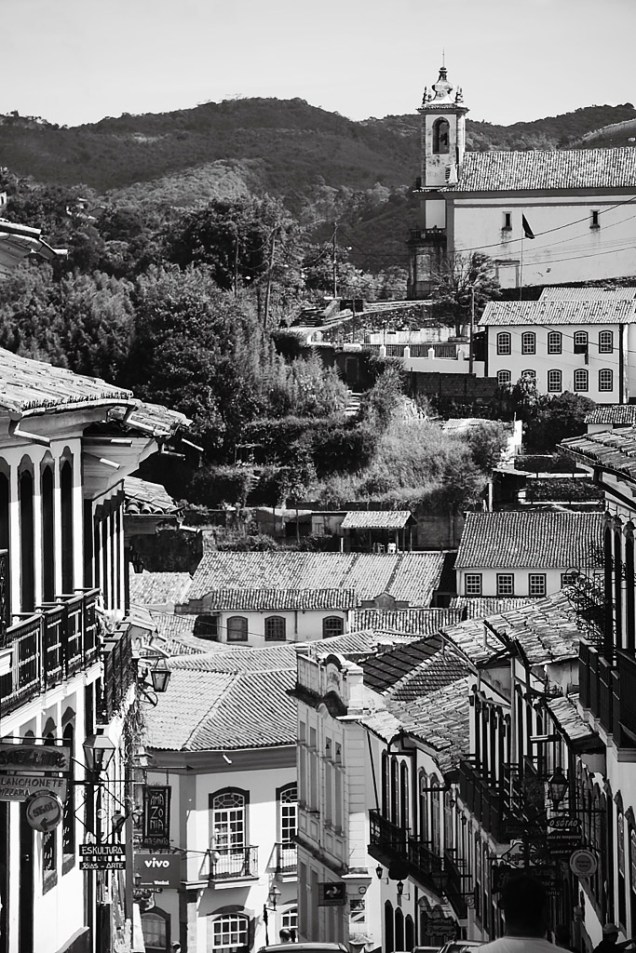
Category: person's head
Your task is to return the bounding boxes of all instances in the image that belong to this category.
[603,924,620,946]
[279,929,291,942]
[500,871,548,938]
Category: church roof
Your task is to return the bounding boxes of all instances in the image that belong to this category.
[448,147,636,192]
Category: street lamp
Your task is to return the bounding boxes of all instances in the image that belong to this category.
[82,734,116,776]
[136,656,172,705]
[547,766,569,810]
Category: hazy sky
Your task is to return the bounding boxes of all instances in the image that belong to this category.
[2,0,634,128]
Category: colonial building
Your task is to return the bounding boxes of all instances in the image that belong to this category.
[408,65,636,297]
[454,510,603,599]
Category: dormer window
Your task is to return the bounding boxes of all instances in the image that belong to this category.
[432,118,450,154]
[591,210,600,229]
[502,212,512,231]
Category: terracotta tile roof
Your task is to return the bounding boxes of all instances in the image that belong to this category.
[124,476,180,516]
[389,643,472,702]
[129,570,192,607]
[0,347,134,415]
[546,694,597,745]
[340,510,413,529]
[388,676,473,773]
[561,425,636,481]
[455,511,604,569]
[168,644,297,673]
[186,552,445,608]
[584,405,636,425]
[110,400,191,436]
[451,148,636,192]
[441,591,580,666]
[541,287,636,301]
[350,607,462,634]
[479,299,636,327]
[449,597,545,617]
[201,588,358,611]
[362,635,443,693]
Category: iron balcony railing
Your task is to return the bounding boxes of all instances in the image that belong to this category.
[580,640,636,746]
[369,809,408,859]
[275,841,297,873]
[0,589,100,716]
[207,846,259,882]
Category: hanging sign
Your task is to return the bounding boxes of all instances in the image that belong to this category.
[142,786,171,848]
[80,843,127,871]
[134,851,180,889]
[570,848,598,878]
[25,791,63,832]
[0,774,67,802]
[0,740,70,801]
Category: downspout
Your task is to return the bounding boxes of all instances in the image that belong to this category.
[619,324,625,403]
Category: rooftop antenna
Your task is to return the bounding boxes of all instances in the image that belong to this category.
[442,48,445,67]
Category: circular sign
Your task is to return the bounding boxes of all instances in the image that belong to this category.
[25,791,63,832]
[570,848,598,878]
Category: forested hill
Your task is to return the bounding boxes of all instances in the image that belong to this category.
[0,98,634,206]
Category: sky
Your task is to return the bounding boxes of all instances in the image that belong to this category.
[1,0,634,129]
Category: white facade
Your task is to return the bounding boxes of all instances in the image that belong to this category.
[191,608,348,646]
[456,565,569,599]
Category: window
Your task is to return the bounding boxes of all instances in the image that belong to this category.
[561,571,578,587]
[521,332,536,355]
[599,330,614,353]
[574,368,589,392]
[194,614,219,640]
[496,332,511,355]
[497,370,511,388]
[573,330,588,353]
[547,369,562,393]
[209,914,249,952]
[496,574,514,596]
[141,910,169,953]
[502,212,512,231]
[279,784,298,847]
[210,789,246,852]
[432,118,450,154]
[226,616,248,641]
[280,907,298,937]
[322,616,344,638]
[465,574,482,596]
[599,368,614,392]
[591,210,600,229]
[528,574,546,597]
[265,616,286,641]
[547,331,562,354]
[521,369,536,380]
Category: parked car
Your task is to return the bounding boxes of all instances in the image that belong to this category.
[438,941,483,953]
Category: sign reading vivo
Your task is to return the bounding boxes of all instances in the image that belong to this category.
[133,850,180,889]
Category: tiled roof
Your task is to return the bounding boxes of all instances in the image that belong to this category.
[541,287,636,301]
[358,708,404,743]
[129,570,192,607]
[350,607,462,634]
[450,148,636,192]
[389,644,473,703]
[168,643,298,673]
[455,511,604,569]
[546,694,597,746]
[388,676,473,774]
[584,405,636,425]
[0,347,133,415]
[479,300,636,327]
[340,510,413,529]
[124,476,180,516]
[362,635,443,693]
[441,591,581,666]
[200,588,358,611]
[186,552,445,608]
[449,597,545,617]
[561,425,636,481]
[110,400,191,437]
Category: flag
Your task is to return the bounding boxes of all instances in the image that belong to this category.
[522,215,535,239]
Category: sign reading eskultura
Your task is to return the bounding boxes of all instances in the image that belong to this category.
[0,740,70,802]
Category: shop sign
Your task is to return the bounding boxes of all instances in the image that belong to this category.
[0,773,68,802]
[25,791,63,832]
[80,843,126,871]
[570,848,598,878]
[134,851,180,889]
[0,740,70,773]
[319,882,347,906]
[142,785,171,848]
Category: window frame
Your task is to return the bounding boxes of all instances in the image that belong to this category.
[209,913,250,952]
[574,368,589,392]
[547,331,562,355]
[547,368,562,393]
[599,368,614,392]
[573,330,589,353]
[322,616,344,638]
[464,573,483,596]
[598,330,613,354]
[210,787,248,852]
[521,368,536,380]
[226,616,248,642]
[496,332,511,356]
[528,573,547,597]
[502,212,512,231]
[264,615,286,641]
[496,573,515,597]
[432,118,450,155]
[521,332,536,355]
[591,210,600,229]
[497,370,511,388]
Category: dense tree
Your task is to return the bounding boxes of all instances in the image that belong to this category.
[430,252,501,336]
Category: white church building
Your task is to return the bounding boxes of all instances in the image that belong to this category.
[408,65,636,297]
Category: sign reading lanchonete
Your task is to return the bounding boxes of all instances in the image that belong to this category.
[0,740,71,802]
[80,843,126,871]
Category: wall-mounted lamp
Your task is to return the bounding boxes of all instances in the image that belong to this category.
[376,865,384,881]
[396,880,404,897]
[268,884,281,910]
[547,766,569,809]
[83,734,116,776]
[136,656,171,705]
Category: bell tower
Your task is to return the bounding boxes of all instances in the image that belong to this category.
[419,62,468,188]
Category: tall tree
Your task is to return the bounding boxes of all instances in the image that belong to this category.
[430,252,501,336]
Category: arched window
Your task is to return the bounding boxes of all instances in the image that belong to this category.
[280,906,298,937]
[574,330,588,352]
[382,752,390,816]
[208,913,249,953]
[599,330,614,353]
[141,908,170,953]
[521,332,536,355]
[432,118,450,154]
[547,331,562,354]
[390,758,398,825]
[278,784,297,865]
[521,369,536,380]
[496,332,511,355]
[226,616,248,642]
[322,616,344,638]
[19,466,35,612]
[210,789,247,853]
[384,900,394,953]
[547,369,562,393]
[400,761,409,829]
[599,368,614,392]
[497,370,511,388]
[574,368,589,392]
[265,616,286,641]
[41,465,55,602]
[60,458,74,593]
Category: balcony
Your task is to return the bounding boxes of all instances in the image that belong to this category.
[274,841,297,874]
[369,810,449,899]
[457,758,532,843]
[0,588,100,717]
[369,809,408,866]
[579,640,636,745]
[207,846,259,884]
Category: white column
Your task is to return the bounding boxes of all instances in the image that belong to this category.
[8,464,20,615]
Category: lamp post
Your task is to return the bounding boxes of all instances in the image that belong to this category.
[263,883,281,945]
